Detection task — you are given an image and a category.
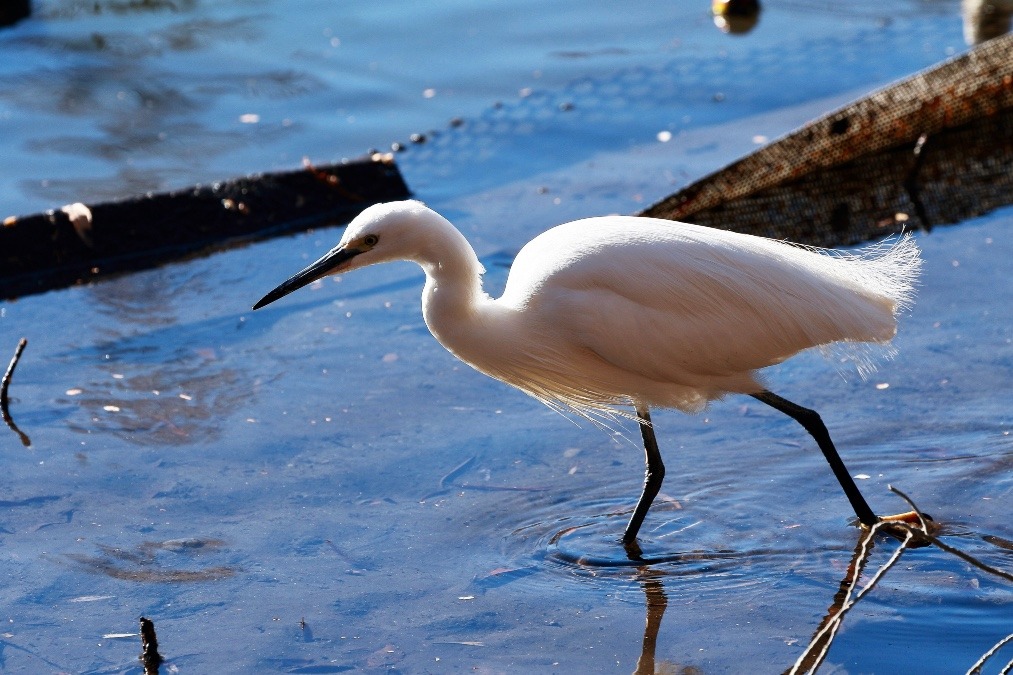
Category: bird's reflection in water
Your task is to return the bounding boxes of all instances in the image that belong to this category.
[623,541,709,675]
[540,507,1007,672]
[632,567,672,675]
[784,533,875,675]
[621,532,885,675]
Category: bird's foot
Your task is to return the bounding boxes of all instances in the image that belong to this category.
[879,510,932,526]
[871,510,939,547]
[622,537,645,562]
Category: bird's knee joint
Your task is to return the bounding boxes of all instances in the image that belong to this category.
[796,407,824,430]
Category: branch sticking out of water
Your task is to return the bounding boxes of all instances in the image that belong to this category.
[0,337,25,405]
[966,632,1013,675]
[789,487,1013,675]
[789,521,914,675]
[139,617,163,675]
[882,485,1013,585]
[886,484,931,532]
[1,337,30,447]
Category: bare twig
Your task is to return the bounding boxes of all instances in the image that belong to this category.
[887,484,931,532]
[797,527,879,674]
[819,526,913,651]
[791,487,1013,674]
[787,525,878,675]
[1,337,26,408]
[790,522,914,675]
[923,533,1013,584]
[966,632,1013,675]
[876,488,1012,583]
[139,616,163,675]
[1,338,30,447]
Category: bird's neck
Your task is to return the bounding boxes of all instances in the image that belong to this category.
[418,227,488,343]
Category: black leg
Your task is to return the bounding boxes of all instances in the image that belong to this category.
[623,405,666,546]
[751,390,878,527]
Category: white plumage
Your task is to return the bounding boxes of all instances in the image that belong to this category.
[471,215,916,416]
[255,200,922,548]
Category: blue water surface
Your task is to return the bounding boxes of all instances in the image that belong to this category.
[1,1,1010,673]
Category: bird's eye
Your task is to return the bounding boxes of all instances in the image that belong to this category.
[363,234,379,247]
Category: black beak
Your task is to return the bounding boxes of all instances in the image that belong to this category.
[253,245,361,309]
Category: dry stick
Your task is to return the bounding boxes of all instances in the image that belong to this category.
[887,484,932,532]
[879,512,1013,675]
[792,487,1013,675]
[888,485,1013,583]
[923,532,1013,584]
[787,524,879,675]
[813,526,913,670]
[883,518,1013,583]
[0,337,26,408]
[139,616,163,675]
[790,522,915,675]
[966,632,1013,675]
[787,527,879,675]
[1,338,30,447]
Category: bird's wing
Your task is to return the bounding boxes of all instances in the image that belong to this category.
[502,218,897,387]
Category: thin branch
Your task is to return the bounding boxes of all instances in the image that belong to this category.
[1,337,26,408]
[1,338,30,447]
[888,484,931,532]
[839,527,912,608]
[791,522,914,674]
[787,525,878,675]
[966,632,1013,675]
[139,616,163,675]
[804,526,881,673]
[883,486,1013,583]
[928,534,1013,583]
[791,487,1013,675]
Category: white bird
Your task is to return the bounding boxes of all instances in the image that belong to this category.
[254,200,921,549]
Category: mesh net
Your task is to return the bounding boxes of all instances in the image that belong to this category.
[640,32,1013,246]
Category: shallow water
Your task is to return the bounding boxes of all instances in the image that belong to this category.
[1,1,1011,673]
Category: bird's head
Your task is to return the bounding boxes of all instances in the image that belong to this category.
[253,200,441,309]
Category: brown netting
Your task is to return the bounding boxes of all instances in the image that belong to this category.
[640,33,1013,247]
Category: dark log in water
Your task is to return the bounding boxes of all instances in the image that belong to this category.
[1,154,410,300]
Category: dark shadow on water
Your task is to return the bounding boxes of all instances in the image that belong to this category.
[65,537,236,583]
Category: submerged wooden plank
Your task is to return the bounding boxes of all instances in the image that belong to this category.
[1,154,410,300]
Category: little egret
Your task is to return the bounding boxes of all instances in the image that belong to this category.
[255,200,921,547]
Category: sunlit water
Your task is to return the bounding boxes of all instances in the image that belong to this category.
[1,1,1011,673]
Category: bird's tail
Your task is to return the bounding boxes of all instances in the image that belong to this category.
[843,233,922,316]
[818,233,922,377]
